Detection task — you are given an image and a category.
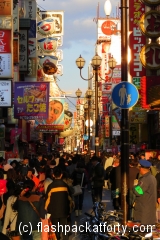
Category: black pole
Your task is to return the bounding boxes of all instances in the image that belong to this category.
[95,67,99,156]
[120,0,129,225]
[88,97,91,154]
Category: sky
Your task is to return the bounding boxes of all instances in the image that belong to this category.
[38,0,118,112]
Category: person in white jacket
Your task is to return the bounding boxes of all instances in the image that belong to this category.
[2,195,17,235]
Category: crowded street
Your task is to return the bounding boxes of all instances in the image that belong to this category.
[1,0,160,239]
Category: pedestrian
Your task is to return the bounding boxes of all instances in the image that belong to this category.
[71,161,88,216]
[133,160,157,225]
[90,156,104,203]
[19,156,29,178]
[109,156,121,210]
[13,179,45,240]
[45,166,73,240]
[127,159,139,220]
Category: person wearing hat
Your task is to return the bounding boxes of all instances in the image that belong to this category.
[133,159,157,225]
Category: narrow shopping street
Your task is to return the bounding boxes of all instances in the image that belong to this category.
[70,188,113,238]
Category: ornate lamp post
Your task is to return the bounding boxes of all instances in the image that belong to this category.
[85,88,93,154]
[76,54,102,156]
[76,54,116,156]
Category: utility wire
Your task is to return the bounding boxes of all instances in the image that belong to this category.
[37,4,47,11]
[55,79,77,108]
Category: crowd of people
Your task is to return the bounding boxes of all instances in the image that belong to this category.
[0,150,104,240]
[102,151,160,225]
[0,150,160,239]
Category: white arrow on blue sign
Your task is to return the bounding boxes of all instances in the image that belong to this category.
[112,82,139,109]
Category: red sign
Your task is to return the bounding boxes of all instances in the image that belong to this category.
[0,30,11,53]
[140,76,150,109]
[101,20,117,35]
[129,0,146,78]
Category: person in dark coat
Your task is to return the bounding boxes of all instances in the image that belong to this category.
[133,160,157,225]
[109,156,121,210]
[90,156,104,203]
[127,159,139,220]
[19,156,29,178]
[71,161,88,216]
[45,167,72,240]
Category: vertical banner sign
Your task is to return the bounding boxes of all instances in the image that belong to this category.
[0,30,12,78]
[129,0,146,79]
[25,0,37,81]
[0,0,13,78]
[13,2,19,66]
[105,115,110,138]
[19,30,28,72]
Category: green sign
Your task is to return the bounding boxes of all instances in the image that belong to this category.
[133,77,140,89]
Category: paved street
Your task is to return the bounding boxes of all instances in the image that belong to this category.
[70,188,113,238]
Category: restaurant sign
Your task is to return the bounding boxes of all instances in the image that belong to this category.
[14,82,50,120]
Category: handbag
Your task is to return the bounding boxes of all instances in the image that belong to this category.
[7,213,20,240]
[73,173,84,196]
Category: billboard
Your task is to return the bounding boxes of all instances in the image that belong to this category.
[35,97,65,132]
[14,82,50,120]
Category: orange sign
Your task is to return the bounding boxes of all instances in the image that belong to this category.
[105,116,110,138]
[0,0,12,15]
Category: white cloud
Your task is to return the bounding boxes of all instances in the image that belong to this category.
[73,18,93,28]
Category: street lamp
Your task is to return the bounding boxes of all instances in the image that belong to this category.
[75,88,93,154]
[104,0,112,17]
[75,88,82,98]
[76,53,102,156]
[86,88,93,154]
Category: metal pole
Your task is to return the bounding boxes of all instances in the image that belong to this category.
[95,67,99,156]
[88,98,91,154]
[120,0,129,225]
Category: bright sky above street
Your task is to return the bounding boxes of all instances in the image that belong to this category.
[38,0,118,112]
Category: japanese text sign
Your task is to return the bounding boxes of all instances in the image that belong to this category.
[0,80,12,107]
[14,82,50,120]
[129,0,146,78]
[0,0,12,15]
[105,115,110,138]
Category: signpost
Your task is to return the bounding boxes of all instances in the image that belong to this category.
[112,82,139,109]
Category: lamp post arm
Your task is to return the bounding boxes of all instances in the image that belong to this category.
[80,69,94,81]
[98,69,114,81]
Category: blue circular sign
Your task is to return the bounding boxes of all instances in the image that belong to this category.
[112,82,139,109]
[83,134,88,140]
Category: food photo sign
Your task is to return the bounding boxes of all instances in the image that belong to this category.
[14,82,49,120]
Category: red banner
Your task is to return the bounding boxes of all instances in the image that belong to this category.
[129,0,146,79]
